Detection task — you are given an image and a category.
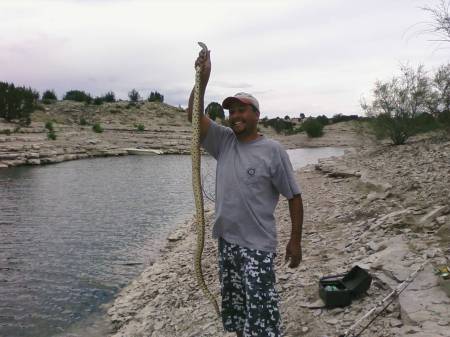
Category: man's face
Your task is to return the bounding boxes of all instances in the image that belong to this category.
[229,102,259,135]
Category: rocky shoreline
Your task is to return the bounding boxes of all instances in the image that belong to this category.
[0,101,364,169]
[104,134,450,337]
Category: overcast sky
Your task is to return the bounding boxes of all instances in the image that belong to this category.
[1,0,448,118]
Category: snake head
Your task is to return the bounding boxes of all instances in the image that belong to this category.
[198,42,208,53]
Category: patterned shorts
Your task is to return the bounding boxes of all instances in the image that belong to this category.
[218,237,282,337]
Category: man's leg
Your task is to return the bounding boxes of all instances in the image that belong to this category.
[242,247,282,337]
[218,238,246,334]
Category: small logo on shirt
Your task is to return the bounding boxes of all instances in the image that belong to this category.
[247,168,256,176]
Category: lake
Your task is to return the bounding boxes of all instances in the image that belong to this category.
[0,147,345,337]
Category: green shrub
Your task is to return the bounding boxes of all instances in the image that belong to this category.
[93,97,103,105]
[302,118,324,137]
[102,91,115,102]
[136,123,145,131]
[63,90,92,103]
[0,129,11,135]
[47,130,57,140]
[147,91,164,102]
[128,89,140,102]
[92,123,103,133]
[45,121,54,131]
[316,115,329,125]
[0,81,38,121]
[205,102,224,120]
[42,90,57,100]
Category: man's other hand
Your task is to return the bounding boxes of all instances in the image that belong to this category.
[285,238,302,268]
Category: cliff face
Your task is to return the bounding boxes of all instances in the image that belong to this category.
[0,100,367,168]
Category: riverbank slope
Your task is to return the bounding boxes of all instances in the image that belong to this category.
[105,132,450,337]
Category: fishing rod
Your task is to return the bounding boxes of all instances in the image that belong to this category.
[338,260,427,337]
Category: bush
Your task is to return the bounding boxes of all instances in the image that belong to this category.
[128,89,140,102]
[302,118,324,137]
[102,91,115,102]
[93,97,103,105]
[79,117,88,125]
[331,114,360,123]
[148,91,164,102]
[261,117,294,134]
[92,123,103,133]
[205,102,224,120]
[361,64,431,144]
[0,81,38,122]
[47,130,57,140]
[63,90,92,103]
[42,90,57,100]
[316,115,329,125]
[45,121,54,131]
[135,123,145,131]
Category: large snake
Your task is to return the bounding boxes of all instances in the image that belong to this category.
[191,41,220,316]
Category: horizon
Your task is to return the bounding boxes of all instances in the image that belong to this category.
[1,0,449,118]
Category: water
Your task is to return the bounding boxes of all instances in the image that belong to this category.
[0,147,345,337]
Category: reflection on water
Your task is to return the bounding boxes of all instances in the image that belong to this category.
[0,147,345,337]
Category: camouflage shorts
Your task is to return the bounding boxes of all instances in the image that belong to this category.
[218,237,282,337]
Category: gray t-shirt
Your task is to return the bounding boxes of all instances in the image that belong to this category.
[201,120,301,252]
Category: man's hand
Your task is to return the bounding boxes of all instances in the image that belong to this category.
[285,238,302,268]
[194,48,211,90]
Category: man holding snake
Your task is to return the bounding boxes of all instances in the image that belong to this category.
[187,47,304,337]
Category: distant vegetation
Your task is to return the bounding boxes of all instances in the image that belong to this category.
[260,112,361,137]
[42,90,57,104]
[148,91,164,103]
[63,90,92,103]
[128,89,140,102]
[205,102,224,120]
[361,63,450,144]
[0,81,38,124]
[92,123,103,133]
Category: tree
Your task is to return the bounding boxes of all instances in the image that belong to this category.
[42,90,57,100]
[128,89,140,102]
[421,0,450,43]
[302,118,324,137]
[64,90,92,103]
[0,82,38,123]
[361,64,432,144]
[205,102,224,120]
[148,91,164,102]
[102,91,116,102]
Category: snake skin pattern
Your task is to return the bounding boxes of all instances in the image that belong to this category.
[192,41,220,316]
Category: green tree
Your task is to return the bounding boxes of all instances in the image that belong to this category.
[128,89,140,102]
[148,91,164,102]
[205,102,225,120]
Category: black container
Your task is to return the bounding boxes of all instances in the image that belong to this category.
[342,265,372,297]
[319,265,372,308]
[319,276,352,308]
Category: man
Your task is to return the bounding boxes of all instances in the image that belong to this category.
[187,48,304,337]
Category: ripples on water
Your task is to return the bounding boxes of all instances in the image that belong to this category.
[0,148,344,337]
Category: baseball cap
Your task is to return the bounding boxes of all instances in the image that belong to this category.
[222,92,260,113]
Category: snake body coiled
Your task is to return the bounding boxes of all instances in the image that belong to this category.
[191,41,220,316]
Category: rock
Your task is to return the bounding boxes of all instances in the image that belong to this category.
[436,216,447,225]
[418,206,450,226]
[436,223,450,241]
[302,326,309,333]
